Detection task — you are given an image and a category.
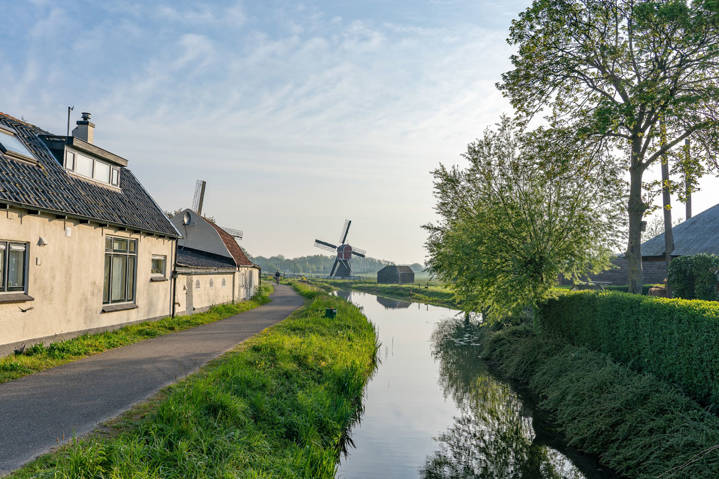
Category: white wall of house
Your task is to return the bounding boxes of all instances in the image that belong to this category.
[175,267,260,315]
[0,208,175,351]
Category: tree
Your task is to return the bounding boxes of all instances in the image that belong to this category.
[499,0,719,293]
[424,118,624,321]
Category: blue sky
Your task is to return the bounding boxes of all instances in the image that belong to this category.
[2,1,716,264]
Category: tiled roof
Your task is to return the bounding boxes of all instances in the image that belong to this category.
[0,112,178,237]
[379,265,414,274]
[176,247,237,269]
[207,221,258,268]
[642,203,719,257]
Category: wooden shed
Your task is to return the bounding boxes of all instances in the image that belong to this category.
[377,265,415,284]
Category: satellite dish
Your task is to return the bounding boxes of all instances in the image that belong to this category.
[183,211,192,225]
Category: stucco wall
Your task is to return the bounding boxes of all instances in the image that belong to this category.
[176,271,235,315]
[0,208,175,348]
[175,267,260,315]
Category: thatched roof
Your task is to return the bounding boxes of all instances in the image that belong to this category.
[642,203,719,257]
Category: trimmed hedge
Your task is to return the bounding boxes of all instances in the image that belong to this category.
[540,290,719,407]
[667,254,719,300]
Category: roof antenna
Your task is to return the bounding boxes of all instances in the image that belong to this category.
[66,106,74,136]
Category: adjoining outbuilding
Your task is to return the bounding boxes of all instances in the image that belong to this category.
[170,209,260,314]
[377,265,415,284]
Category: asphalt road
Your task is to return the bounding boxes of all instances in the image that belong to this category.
[0,283,303,476]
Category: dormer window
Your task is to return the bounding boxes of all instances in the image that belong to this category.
[65,149,120,187]
[0,126,35,162]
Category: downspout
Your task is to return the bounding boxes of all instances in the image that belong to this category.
[232,267,236,303]
[171,240,178,318]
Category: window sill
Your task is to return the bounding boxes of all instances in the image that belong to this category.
[0,293,34,304]
[150,276,168,282]
[101,303,138,313]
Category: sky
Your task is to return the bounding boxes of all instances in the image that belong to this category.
[2,0,717,265]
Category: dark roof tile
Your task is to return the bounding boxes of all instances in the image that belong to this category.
[0,112,178,237]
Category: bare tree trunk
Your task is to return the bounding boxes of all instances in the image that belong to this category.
[661,144,674,297]
[685,138,692,220]
[627,141,645,294]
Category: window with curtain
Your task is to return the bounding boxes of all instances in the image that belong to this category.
[103,237,137,304]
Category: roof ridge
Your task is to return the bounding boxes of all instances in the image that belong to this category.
[0,112,48,132]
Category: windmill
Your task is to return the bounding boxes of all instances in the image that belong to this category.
[189,179,243,244]
[314,219,366,278]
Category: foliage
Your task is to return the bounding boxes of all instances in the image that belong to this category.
[424,117,624,320]
[10,293,378,479]
[252,254,423,276]
[540,290,719,407]
[667,253,719,300]
[499,0,719,293]
[0,284,274,384]
[483,324,719,478]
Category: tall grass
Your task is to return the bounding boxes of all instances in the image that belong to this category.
[10,290,378,479]
[0,284,273,384]
[483,324,719,478]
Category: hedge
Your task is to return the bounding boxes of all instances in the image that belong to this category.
[540,290,719,408]
[667,254,719,300]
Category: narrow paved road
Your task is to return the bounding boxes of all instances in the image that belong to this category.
[0,284,303,476]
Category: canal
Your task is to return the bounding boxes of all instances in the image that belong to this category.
[335,290,615,479]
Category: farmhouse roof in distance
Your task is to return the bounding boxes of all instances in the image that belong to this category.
[642,202,719,257]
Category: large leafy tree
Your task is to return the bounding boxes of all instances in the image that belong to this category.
[499,0,719,293]
[424,118,624,320]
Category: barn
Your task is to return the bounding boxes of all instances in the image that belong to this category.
[377,265,415,284]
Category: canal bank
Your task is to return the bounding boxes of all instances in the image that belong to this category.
[335,290,614,478]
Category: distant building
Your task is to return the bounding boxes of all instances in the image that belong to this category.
[170,209,260,314]
[0,112,180,354]
[377,265,414,284]
[589,202,719,285]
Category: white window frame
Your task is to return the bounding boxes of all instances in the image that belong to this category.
[151,254,167,278]
[64,148,121,188]
[103,236,137,305]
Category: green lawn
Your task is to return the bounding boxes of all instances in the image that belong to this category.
[0,284,273,384]
[9,286,378,479]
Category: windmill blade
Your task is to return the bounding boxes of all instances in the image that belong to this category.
[329,257,340,277]
[314,239,337,252]
[192,179,206,215]
[339,219,351,244]
[221,226,243,240]
[349,245,366,257]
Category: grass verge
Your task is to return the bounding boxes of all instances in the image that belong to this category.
[481,323,719,478]
[0,284,274,384]
[9,287,378,479]
[309,278,459,308]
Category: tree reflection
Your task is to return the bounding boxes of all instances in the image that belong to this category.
[422,319,586,479]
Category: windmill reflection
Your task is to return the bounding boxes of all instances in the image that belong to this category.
[422,319,588,479]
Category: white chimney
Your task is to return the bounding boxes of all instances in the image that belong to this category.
[71,112,95,143]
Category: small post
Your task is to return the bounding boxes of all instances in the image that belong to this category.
[66,106,74,136]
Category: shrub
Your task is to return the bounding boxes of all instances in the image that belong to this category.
[667,254,719,300]
[540,290,719,408]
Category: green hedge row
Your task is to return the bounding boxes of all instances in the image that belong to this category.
[540,290,719,407]
[668,253,719,300]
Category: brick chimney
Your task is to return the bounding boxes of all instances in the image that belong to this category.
[71,112,95,143]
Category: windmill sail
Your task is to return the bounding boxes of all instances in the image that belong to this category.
[314,239,337,252]
[192,179,206,215]
[339,219,351,244]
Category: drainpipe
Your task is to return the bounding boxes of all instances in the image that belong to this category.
[171,240,178,318]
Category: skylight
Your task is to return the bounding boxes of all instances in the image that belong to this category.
[0,127,34,160]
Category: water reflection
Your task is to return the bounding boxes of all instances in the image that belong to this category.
[423,319,588,479]
[376,296,412,309]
